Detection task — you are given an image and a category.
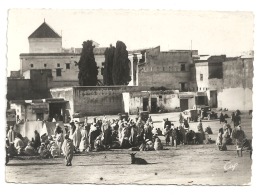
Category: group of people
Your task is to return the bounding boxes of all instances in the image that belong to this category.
[68,115,163,152]
[5,109,250,166]
[216,112,250,157]
[163,117,213,147]
[219,110,241,127]
[5,115,166,165]
[5,124,74,166]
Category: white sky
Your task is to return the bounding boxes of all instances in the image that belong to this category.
[7,9,254,74]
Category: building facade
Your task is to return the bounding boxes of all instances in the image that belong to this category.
[19,21,142,88]
[217,56,253,110]
[192,54,253,110]
[138,46,198,91]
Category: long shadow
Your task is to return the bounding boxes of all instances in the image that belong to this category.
[152,121,163,123]
[77,162,159,167]
[77,163,130,167]
[6,162,62,166]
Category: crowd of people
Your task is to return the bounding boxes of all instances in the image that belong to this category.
[216,111,252,158]
[5,109,251,166]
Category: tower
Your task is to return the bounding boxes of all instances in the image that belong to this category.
[28,21,62,53]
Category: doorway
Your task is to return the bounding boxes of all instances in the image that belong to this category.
[151,98,158,113]
[143,98,149,111]
[48,103,66,122]
[210,90,218,108]
[180,99,188,111]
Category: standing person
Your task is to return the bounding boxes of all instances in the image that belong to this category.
[232,125,246,157]
[89,119,98,150]
[219,112,225,124]
[144,123,153,141]
[13,133,25,155]
[164,118,172,129]
[179,113,184,125]
[62,134,74,166]
[216,128,224,150]
[201,109,204,120]
[6,137,10,165]
[69,122,76,140]
[234,113,241,128]
[79,125,89,152]
[197,119,205,143]
[171,124,178,147]
[221,127,230,151]
[183,119,189,131]
[102,120,112,148]
[7,126,15,144]
[179,124,186,145]
[72,122,82,152]
[54,123,62,135]
[34,130,41,150]
[231,112,235,125]
[223,120,232,137]
[55,129,64,156]
[84,117,88,128]
[164,125,171,146]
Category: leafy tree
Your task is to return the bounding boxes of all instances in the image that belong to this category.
[112,41,131,85]
[78,40,98,86]
[103,45,115,85]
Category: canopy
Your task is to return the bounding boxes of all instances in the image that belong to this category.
[14,121,64,140]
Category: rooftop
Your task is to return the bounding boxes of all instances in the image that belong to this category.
[28,21,61,39]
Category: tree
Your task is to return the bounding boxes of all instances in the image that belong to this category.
[103,45,115,85]
[78,40,98,86]
[112,41,131,85]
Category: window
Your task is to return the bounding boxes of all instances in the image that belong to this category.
[102,62,105,66]
[101,67,104,75]
[57,63,60,67]
[180,82,187,91]
[56,69,62,77]
[200,74,203,81]
[159,95,162,100]
[66,63,70,69]
[30,64,34,68]
[181,64,186,71]
[44,64,47,68]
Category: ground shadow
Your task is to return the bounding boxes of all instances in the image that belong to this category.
[6,162,62,166]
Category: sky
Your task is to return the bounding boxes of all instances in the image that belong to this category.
[7,9,254,74]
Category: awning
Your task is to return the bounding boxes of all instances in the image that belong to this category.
[31,103,48,109]
[179,94,194,99]
[196,92,207,96]
[33,108,48,113]
[45,98,67,103]
[31,103,48,113]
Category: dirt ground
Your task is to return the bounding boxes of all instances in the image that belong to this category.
[5,111,253,185]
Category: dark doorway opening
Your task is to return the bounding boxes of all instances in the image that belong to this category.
[196,96,206,105]
[151,98,157,113]
[143,98,149,111]
[210,90,218,108]
[36,113,44,121]
[49,103,65,122]
[180,99,188,111]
